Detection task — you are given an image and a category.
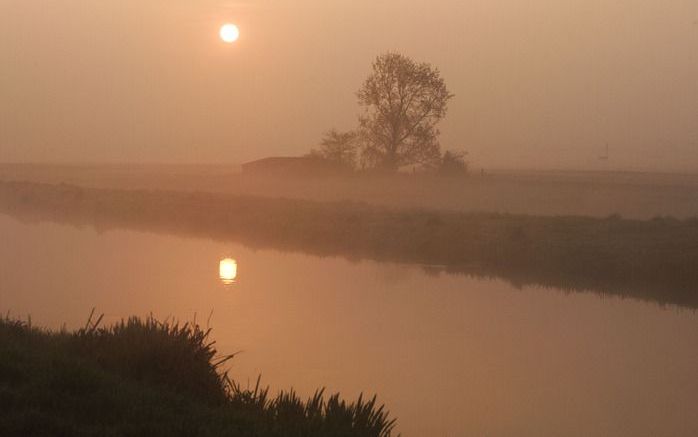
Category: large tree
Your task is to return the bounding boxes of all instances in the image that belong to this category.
[357,52,453,170]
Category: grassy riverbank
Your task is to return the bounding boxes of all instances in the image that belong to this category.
[0,180,697,308]
[0,315,396,437]
[4,163,698,219]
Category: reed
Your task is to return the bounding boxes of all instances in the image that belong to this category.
[0,314,398,437]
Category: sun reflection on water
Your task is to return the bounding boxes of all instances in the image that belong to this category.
[219,258,238,284]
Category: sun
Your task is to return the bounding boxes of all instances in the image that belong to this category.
[219,23,240,43]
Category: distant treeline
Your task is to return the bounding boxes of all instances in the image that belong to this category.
[1,180,697,308]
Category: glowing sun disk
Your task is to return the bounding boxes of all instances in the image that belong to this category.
[220,24,240,43]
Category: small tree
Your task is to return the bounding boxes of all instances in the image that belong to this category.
[439,150,469,176]
[308,129,358,170]
[357,52,453,171]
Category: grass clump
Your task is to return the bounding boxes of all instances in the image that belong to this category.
[0,314,397,437]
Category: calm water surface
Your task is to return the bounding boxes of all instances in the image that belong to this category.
[1,214,696,436]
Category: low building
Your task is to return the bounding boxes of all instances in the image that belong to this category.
[241,156,347,177]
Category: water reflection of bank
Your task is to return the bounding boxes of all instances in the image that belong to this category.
[1,181,696,309]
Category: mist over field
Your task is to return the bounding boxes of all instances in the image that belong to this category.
[3,163,698,219]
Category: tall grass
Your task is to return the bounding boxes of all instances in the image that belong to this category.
[75,311,234,405]
[228,380,395,437]
[0,314,397,437]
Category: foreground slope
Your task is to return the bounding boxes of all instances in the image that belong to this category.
[0,316,396,437]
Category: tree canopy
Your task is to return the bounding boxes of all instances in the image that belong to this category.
[357,52,453,171]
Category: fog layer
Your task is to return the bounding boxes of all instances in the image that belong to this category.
[1,0,697,170]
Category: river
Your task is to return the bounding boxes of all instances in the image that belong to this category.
[0,213,696,436]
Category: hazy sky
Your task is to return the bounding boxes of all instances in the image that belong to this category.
[1,0,697,170]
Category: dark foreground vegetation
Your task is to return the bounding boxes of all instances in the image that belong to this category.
[1,181,697,308]
[0,315,396,437]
